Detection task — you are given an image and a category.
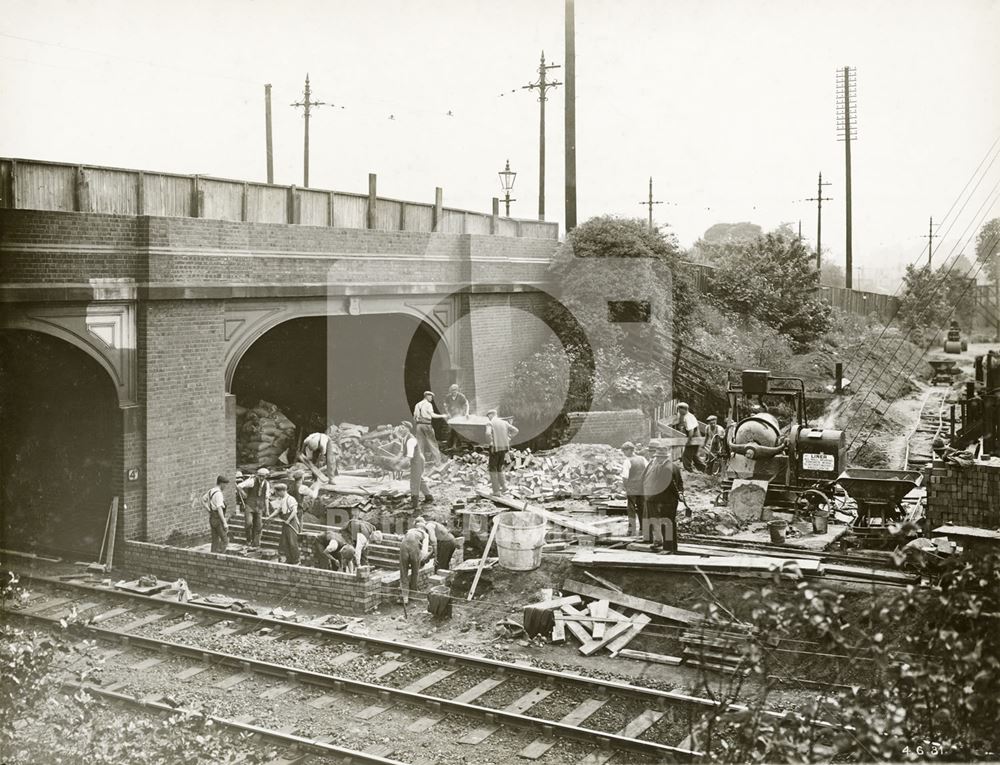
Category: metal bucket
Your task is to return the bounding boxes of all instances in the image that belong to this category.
[495,511,547,571]
[768,520,788,544]
[812,511,830,534]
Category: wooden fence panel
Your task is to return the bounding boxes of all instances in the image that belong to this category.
[199,179,243,221]
[299,189,330,226]
[142,173,193,218]
[375,199,403,231]
[497,218,519,237]
[440,209,465,234]
[84,168,138,215]
[16,161,75,211]
[464,212,491,235]
[402,203,433,232]
[333,193,367,228]
[246,185,287,223]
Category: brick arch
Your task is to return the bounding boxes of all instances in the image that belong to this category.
[0,305,136,407]
[222,296,456,394]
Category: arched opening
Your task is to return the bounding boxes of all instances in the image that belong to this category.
[231,314,450,459]
[0,330,120,556]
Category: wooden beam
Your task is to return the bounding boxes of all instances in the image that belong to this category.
[367,173,377,229]
[467,516,499,601]
[475,490,611,537]
[563,579,701,625]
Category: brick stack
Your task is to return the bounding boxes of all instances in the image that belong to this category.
[927,460,1000,530]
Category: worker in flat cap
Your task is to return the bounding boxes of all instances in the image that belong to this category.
[265,483,300,565]
[641,440,683,553]
[204,475,230,553]
[413,390,447,465]
[674,403,706,472]
[486,409,519,495]
[619,442,648,537]
[236,467,271,550]
[442,382,471,454]
[396,421,434,511]
[703,415,727,473]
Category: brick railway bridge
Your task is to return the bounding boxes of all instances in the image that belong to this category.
[1,158,664,558]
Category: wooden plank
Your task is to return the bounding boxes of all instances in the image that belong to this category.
[620,709,665,738]
[372,660,406,679]
[177,665,210,680]
[90,606,131,624]
[589,600,610,640]
[215,672,252,690]
[579,618,635,657]
[459,688,553,744]
[583,571,623,592]
[23,597,71,614]
[129,657,163,670]
[563,579,700,625]
[572,550,824,576]
[407,677,505,733]
[161,619,200,635]
[306,693,338,709]
[468,517,500,601]
[605,614,652,654]
[523,594,581,610]
[475,489,611,537]
[559,604,594,645]
[54,601,99,619]
[329,650,361,667]
[356,668,457,719]
[519,699,607,760]
[261,682,298,699]
[551,614,566,643]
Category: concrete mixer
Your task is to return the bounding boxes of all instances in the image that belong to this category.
[724,369,846,509]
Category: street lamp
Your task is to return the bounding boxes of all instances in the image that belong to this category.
[498,159,517,217]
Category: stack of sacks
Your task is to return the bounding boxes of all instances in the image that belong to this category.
[237,400,296,466]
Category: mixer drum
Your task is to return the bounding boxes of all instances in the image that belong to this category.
[731,413,782,450]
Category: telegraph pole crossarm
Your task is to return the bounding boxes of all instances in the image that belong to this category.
[522,51,562,221]
[291,74,328,188]
[927,216,940,267]
[639,176,663,231]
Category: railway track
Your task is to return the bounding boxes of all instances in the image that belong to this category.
[905,387,950,471]
[4,571,708,764]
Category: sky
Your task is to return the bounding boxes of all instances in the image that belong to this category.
[2,0,999,289]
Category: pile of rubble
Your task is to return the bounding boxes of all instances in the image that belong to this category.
[431,443,627,502]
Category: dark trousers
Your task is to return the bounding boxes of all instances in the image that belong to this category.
[415,423,441,465]
[409,450,431,508]
[682,444,706,472]
[399,546,422,603]
[312,541,334,570]
[244,509,263,547]
[209,512,228,553]
[445,425,466,453]
[644,497,678,552]
[279,524,300,564]
[435,535,457,572]
[626,494,644,536]
[488,449,508,494]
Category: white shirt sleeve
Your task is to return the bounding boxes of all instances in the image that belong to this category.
[405,436,417,459]
[620,459,630,481]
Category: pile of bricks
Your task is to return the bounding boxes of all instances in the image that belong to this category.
[927,459,1000,530]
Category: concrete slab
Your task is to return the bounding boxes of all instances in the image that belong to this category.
[727,522,850,551]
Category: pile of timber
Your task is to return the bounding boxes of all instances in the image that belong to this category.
[476,490,614,538]
[572,548,826,578]
[679,623,754,676]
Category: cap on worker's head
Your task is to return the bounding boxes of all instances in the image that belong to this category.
[256,467,270,477]
[412,515,425,525]
[414,518,427,528]
[291,470,305,480]
[648,438,671,455]
[217,474,229,484]
[707,415,718,422]
[677,402,689,410]
[370,530,384,544]
[273,482,288,493]
[486,408,498,417]
[621,441,635,451]
[401,420,414,430]
[423,390,434,397]
[449,383,459,392]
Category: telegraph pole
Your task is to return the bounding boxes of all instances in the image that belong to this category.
[291,74,326,188]
[806,172,833,271]
[264,84,274,184]
[837,67,857,287]
[523,52,562,221]
[564,0,577,231]
[639,177,662,231]
[927,216,939,267]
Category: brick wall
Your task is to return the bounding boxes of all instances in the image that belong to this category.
[565,409,649,446]
[121,540,384,613]
[141,300,230,543]
[926,461,1000,530]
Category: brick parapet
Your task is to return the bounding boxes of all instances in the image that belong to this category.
[565,409,649,446]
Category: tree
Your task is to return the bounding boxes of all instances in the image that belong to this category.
[976,217,1000,285]
[819,262,847,288]
[692,222,763,263]
[707,228,832,349]
[696,548,1000,763]
[895,263,976,337]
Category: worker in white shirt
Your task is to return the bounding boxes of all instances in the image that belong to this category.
[236,467,271,549]
[299,431,338,481]
[412,391,446,465]
[674,402,706,472]
[203,475,230,553]
[619,442,648,537]
[413,516,457,571]
[397,421,434,511]
[486,409,519,495]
